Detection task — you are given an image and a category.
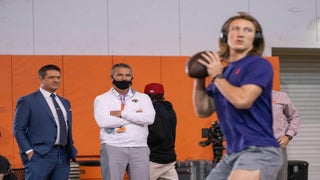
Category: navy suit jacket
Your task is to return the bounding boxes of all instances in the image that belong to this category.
[13,90,77,164]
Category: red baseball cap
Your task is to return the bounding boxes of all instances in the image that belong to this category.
[144,83,164,95]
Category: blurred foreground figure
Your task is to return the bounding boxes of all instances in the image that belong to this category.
[192,12,282,180]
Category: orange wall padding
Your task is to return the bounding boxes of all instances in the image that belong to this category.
[0,55,279,168]
[0,56,14,165]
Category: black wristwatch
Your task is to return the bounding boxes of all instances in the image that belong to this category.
[285,134,293,141]
[212,74,224,82]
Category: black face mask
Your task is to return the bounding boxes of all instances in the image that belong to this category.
[113,80,132,90]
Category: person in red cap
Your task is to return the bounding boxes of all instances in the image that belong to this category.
[144,83,178,180]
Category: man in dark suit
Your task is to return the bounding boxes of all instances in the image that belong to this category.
[13,64,77,180]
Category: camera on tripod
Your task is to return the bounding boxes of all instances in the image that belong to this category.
[199,121,224,147]
[199,121,225,168]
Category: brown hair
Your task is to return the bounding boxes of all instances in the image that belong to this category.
[218,12,265,59]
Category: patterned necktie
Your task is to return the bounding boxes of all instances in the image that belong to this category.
[50,94,68,146]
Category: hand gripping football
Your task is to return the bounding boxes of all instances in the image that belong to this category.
[185,51,210,78]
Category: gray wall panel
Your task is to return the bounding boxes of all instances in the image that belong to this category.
[0,0,34,54]
[1,0,320,55]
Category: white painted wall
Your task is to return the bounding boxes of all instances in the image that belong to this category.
[0,0,319,56]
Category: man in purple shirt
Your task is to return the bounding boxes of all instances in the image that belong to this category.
[272,90,300,180]
[192,12,283,180]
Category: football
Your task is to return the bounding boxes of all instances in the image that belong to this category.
[185,51,210,78]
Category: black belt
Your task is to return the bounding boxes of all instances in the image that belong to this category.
[53,144,65,148]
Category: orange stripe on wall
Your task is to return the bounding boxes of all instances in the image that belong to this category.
[0,55,279,168]
[0,55,14,166]
[63,55,112,156]
[265,56,280,91]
